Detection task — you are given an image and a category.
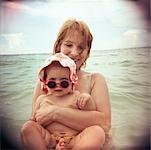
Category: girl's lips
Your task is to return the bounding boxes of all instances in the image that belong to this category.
[68,56,79,63]
[73,59,79,63]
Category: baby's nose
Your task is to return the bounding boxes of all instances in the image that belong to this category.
[55,81,60,86]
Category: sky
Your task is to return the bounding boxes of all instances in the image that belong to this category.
[0,0,150,54]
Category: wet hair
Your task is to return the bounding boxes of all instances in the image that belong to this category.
[53,19,93,58]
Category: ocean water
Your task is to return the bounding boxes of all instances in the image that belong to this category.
[0,47,150,149]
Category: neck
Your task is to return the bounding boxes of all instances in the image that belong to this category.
[76,69,84,76]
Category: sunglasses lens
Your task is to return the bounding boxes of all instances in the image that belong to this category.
[47,81,56,88]
[61,81,69,88]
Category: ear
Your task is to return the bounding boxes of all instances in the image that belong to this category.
[41,82,48,94]
[72,83,76,92]
[43,87,48,94]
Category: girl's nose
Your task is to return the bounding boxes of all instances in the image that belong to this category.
[70,48,79,57]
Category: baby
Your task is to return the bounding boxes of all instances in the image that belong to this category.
[31,52,96,149]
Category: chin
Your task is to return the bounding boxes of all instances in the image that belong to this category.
[54,93,66,97]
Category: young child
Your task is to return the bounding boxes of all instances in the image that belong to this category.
[31,52,96,150]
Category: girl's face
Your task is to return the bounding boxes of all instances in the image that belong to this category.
[46,65,72,97]
[60,31,89,70]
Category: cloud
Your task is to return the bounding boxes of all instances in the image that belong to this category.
[2,33,25,49]
[3,1,48,16]
[124,29,147,39]
[123,29,149,47]
[1,0,150,54]
[124,29,140,42]
[2,0,124,19]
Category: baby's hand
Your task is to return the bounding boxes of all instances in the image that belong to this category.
[29,116,36,121]
[74,93,91,110]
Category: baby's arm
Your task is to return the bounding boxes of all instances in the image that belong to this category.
[74,91,96,110]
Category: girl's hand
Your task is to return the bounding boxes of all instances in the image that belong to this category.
[34,100,57,127]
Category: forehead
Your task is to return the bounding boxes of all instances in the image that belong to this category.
[46,64,70,77]
[47,65,69,72]
[64,30,86,45]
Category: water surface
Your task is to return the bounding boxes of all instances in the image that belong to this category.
[0,47,150,149]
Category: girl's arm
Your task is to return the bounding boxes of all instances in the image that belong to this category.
[30,95,43,120]
[33,74,111,133]
[32,80,59,126]
[32,80,44,115]
[54,73,111,133]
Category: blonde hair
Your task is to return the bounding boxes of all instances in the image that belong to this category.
[53,19,93,57]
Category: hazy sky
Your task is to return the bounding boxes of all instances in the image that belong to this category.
[0,0,150,54]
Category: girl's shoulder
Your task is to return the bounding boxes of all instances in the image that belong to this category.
[86,71,107,90]
[91,73,108,91]
[91,72,106,80]
[82,70,106,81]
[82,70,107,93]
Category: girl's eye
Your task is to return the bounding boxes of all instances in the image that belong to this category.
[79,46,83,50]
[78,46,84,52]
[65,44,72,47]
[78,49,83,54]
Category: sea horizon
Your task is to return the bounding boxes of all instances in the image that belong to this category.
[0,46,150,56]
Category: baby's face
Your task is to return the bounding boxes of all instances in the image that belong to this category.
[45,65,72,97]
